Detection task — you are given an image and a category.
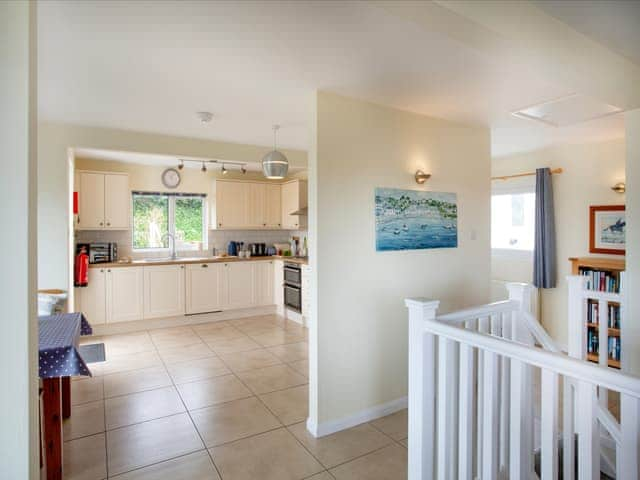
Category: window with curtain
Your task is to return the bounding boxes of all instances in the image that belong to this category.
[132,192,207,251]
[491,175,535,253]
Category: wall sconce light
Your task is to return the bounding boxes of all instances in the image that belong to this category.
[415,170,431,184]
[611,182,626,194]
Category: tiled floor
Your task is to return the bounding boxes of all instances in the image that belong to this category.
[66,314,408,480]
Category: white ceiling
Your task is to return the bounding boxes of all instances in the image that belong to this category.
[38,0,637,158]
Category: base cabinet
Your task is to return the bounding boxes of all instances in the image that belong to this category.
[106,267,144,323]
[186,263,224,314]
[77,268,107,325]
[144,265,185,319]
[254,261,275,306]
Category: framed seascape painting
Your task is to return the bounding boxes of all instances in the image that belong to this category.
[589,205,625,255]
[375,187,458,252]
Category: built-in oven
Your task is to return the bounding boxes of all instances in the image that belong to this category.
[283,262,302,313]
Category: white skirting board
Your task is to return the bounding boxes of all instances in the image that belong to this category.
[306,396,408,438]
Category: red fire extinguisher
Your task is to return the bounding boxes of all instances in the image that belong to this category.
[75,246,89,287]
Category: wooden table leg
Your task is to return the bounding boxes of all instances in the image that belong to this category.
[42,377,63,480]
[61,376,71,419]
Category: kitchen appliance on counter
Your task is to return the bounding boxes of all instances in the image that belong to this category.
[250,243,266,256]
[77,242,118,264]
[283,261,302,313]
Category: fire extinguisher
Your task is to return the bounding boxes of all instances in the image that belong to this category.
[75,246,89,287]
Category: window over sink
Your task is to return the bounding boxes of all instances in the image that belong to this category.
[132,192,207,251]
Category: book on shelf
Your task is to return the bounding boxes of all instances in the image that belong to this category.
[578,267,622,293]
[585,300,621,328]
[586,326,621,361]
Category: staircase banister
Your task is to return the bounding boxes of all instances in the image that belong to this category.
[422,318,640,398]
[435,300,519,323]
[521,311,562,353]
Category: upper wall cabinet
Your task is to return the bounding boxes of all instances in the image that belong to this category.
[215,180,284,229]
[281,180,307,230]
[76,171,130,230]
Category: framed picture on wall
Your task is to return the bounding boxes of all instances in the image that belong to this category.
[589,205,625,255]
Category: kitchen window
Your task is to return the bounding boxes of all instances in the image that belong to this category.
[132,192,207,251]
[491,191,535,254]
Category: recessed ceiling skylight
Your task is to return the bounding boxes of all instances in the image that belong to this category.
[511,94,623,127]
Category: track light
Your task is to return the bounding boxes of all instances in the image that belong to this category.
[241,166,247,174]
[222,164,228,175]
[201,162,207,172]
[178,159,184,170]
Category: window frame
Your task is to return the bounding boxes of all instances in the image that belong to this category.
[131,191,208,253]
[491,180,535,258]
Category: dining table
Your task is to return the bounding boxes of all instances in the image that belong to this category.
[39,312,92,480]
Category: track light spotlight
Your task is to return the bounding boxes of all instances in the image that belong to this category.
[201,162,207,172]
[222,164,228,175]
[241,166,247,174]
[178,159,184,170]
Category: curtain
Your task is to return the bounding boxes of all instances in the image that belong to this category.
[533,168,556,288]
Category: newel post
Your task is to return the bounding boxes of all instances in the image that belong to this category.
[405,297,440,480]
[506,282,534,345]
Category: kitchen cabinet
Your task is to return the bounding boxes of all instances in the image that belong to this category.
[264,184,282,228]
[143,265,185,319]
[106,267,144,323]
[224,261,254,309]
[77,171,130,230]
[186,263,224,314]
[254,260,274,306]
[214,180,283,229]
[281,180,307,230]
[77,268,107,325]
[215,181,248,229]
[273,259,284,307]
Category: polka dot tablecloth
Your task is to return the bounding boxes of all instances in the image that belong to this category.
[38,313,93,379]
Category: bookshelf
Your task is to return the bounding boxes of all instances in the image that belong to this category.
[568,257,625,369]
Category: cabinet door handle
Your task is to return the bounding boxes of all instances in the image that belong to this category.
[180,265,184,269]
[201,264,208,268]
[100,269,104,273]
[99,222,103,226]
[218,223,222,227]
[107,269,111,272]
[106,221,111,226]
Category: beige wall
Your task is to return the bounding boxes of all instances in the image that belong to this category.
[309,91,491,428]
[0,1,39,477]
[492,139,626,346]
[38,122,307,290]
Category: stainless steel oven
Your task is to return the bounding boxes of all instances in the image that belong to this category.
[283,262,302,312]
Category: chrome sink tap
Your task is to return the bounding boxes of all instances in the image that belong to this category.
[162,233,177,260]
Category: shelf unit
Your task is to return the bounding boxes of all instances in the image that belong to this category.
[568,257,625,370]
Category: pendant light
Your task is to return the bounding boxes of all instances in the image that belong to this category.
[262,124,289,179]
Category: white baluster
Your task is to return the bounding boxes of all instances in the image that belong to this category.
[482,349,499,480]
[562,378,575,480]
[510,359,528,479]
[577,381,599,480]
[476,316,489,477]
[405,298,440,480]
[541,369,559,479]
[597,299,609,409]
[459,341,475,480]
[618,393,640,480]
[499,312,511,477]
[438,336,458,480]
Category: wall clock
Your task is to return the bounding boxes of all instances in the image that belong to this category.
[161,167,181,189]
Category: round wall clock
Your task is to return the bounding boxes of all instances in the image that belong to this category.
[161,167,181,189]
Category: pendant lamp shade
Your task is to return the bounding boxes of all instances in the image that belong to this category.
[262,125,289,179]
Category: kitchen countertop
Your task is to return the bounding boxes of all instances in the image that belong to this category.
[89,255,308,268]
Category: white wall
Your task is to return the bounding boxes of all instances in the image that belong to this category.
[37,122,307,290]
[0,2,38,477]
[624,110,640,375]
[492,139,626,345]
[309,91,491,429]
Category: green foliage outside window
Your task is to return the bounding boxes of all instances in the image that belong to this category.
[133,195,169,249]
[175,198,203,244]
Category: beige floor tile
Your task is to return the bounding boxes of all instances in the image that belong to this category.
[63,433,107,480]
[207,336,262,355]
[79,334,103,346]
[236,364,307,394]
[288,359,309,378]
[167,356,230,384]
[177,374,253,410]
[107,413,204,476]
[103,331,155,357]
[399,438,408,448]
[71,376,104,405]
[250,330,305,347]
[259,385,308,426]
[192,320,233,333]
[369,409,407,441]
[101,350,163,376]
[267,342,308,363]
[191,396,281,447]
[157,342,216,364]
[109,450,220,480]
[210,427,323,480]
[83,362,104,377]
[105,386,185,430]
[219,349,283,373]
[151,330,203,350]
[329,444,407,480]
[63,400,105,440]
[289,422,393,468]
[306,473,336,480]
[197,326,247,342]
[236,323,284,336]
[103,365,172,398]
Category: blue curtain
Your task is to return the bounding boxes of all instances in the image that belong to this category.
[533,168,556,288]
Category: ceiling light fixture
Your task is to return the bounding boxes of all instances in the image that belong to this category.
[415,170,432,184]
[262,125,289,179]
[201,162,207,172]
[196,111,213,123]
[178,159,184,170]
[612,182,626,194]
[221,164,228,175]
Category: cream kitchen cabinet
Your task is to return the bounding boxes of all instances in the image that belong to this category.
[254,260,274,306]
[143,265,185,319]
[77,171,130,230]
[77,268,107,325]
[215,180,249,229]
[185,263,224,314]
[273,259,284,308]
[215,180,283,229]
[106,267,144,323]
[264,184,282,228]
[281,179,307,230]
[224,261,254,309]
